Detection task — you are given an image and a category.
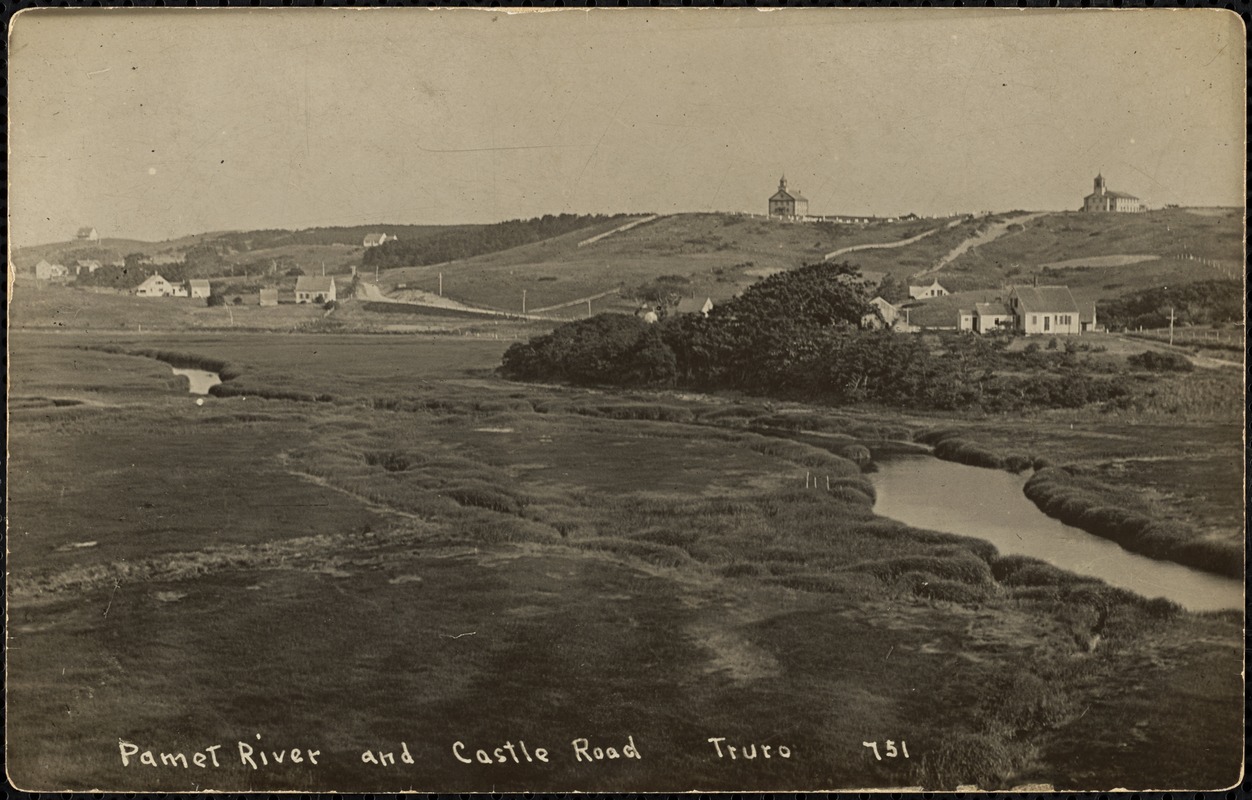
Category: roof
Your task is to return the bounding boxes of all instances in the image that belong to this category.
[363,233,389,245]
[770,189,808,203]
[675,296,713,314]
[1011,285,1080,314]
[138,273,168,285]
[76,259,101,267]
[295,276,336,292]
[189,279,211,289]
[974,302,1012,316]
[76,226,96,235]
[1086,189,1140,200]
[1079,302,1097,325]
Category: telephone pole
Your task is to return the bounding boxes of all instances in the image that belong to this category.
[522,289,527,314]
[439,273,443,297]
[1169,306,1176,346]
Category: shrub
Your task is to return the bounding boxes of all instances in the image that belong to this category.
[1127,350,1194,372]
[443,483,524,514]
[363,450,415,472]
[919,733,1021,789]
[914,578,992,604]
[855,553,993,585]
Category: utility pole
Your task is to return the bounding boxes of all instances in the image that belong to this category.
[587,298,593,317]
[522,289,527,314]
[1169,306,1176,346]
[439,273,443,297]
[321,261,325,277]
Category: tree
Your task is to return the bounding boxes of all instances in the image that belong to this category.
[206,293,226,307]
[876,273,909,304]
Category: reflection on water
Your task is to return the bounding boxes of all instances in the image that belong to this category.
[171,367,222,396]
[870,456,1243,612]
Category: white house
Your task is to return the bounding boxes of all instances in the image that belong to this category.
[76,226,99,242]
[908,279,949,300]
[1008,285,1083,335]
[363,233,396,248]
[136,274,176,297]
[863,296,899,329]
[957,301,1016,334]
[74,259,102,275]
[34,260,69,280]
[295,276,336,304]
[169,282,190,298]
[188,279,212,299]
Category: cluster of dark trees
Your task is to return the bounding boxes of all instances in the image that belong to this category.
[502,262,1132,412]
[1100,280,1242,330]
[362,213,623,269]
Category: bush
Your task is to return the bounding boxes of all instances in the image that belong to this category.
[206,293,226,307]
[1127,350,1194,372]
[920,733,1021,789]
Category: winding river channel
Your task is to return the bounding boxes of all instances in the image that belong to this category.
[870,455,1242,612]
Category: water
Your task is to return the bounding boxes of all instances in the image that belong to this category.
[870,455,1243,612]
[171,367,221,395]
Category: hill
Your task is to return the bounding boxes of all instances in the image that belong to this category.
[370,208,1241,317]
[376,212,964,316]
[13,207,1242,322]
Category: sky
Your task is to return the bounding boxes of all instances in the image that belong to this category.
[8,8,1246,245]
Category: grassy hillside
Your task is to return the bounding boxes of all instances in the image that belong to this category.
[939,209,1243,297]
[378,213,960,315]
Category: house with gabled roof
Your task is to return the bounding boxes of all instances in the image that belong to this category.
[34,259,69,280]
[295,275,336,304]
[908,278,949,300]
[136,273,176,297]
[1009,285,1082,335]
[768,176,809,219]
[363,233,396,248]
[675,296,714,317]
[76,226,99,241]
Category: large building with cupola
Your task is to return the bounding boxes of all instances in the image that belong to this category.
[768,176,809,219]
[1082,174,1144,213]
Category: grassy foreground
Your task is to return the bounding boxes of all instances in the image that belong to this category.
[6,331,1243,792]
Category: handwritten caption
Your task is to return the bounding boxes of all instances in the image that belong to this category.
[117,733,806,769]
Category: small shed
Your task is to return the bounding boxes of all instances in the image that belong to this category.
[189,279,212,299]
[259,288,279,307]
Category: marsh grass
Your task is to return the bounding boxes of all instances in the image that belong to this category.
[1025,468,1240,578]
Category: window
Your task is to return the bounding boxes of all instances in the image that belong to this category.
[1044,316,1050,331]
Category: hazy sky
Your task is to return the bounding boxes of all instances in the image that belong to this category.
[8,8,1245,245]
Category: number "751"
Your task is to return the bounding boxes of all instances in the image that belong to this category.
[863,740,909,760]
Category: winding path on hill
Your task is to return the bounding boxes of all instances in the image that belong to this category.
[910,212,1047,280]
[821,223,953,262]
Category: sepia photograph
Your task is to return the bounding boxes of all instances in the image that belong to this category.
[5,7,1246,792]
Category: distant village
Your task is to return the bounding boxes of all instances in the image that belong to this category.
[28,174,1153,335]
